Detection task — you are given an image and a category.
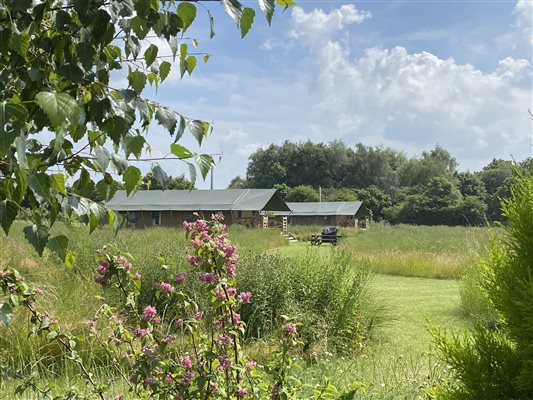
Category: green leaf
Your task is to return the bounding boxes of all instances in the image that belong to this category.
[28,173,51,204]
[128,70,146,95]
[208,9,215,38]
[65,250,76,269]
[89,202,106,233]
[50,173,67,195]
[186,56,197,75]
[0,303,13,327]
[46,331,58,340]
[94,145,111,172]
[96,178,117,202]
[159,61,171,81]
[155,107,177,135]
[170,144,193,159]
[102,115,132,146]
[195,154,215,180]
[258,0,275,25]
[130,16,149,39]
[144,44,158,67]
[275,0,296,7]
[150,162,168,187]
[23,224,50,256]
[189,120,210,145]
[222,0,243,25]
[111,153,129,174]
[108,209,124,234]
[174,115,187,142]
[14,134,26,170]
[35,92,80,130]
[46,235,69,262]
[123,135,145,158]
[240,7,255,38]
[0,200,18,235]
[177,1,197,32]
[9,31,30,57]
[123,166,141,195]
[187,162,197,186]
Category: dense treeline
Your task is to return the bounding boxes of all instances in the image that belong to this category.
[229,141,532,226]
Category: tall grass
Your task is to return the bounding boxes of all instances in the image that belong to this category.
[340,224,496,279]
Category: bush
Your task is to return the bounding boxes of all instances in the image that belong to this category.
[431,171,533,399]
[237,249,381,354]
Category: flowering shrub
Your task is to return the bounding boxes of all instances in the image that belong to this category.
[1,215,361,399]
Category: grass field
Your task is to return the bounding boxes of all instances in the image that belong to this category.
[0,222,486,398]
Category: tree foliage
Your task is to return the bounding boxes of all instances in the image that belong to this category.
[0,0,288,260]
[431,171,533,399]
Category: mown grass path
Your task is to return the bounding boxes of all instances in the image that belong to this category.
[271,242,467,396]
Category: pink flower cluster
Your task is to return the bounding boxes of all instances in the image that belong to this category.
[158,282,175,294]
[142,305,157,322]
[283,323,297,335]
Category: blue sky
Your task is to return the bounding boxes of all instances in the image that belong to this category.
[130,0,533,189]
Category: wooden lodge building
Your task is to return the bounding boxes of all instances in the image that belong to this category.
[275,201,370,227]
[106,189,290,228]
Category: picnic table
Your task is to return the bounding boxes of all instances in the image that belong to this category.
[310,227,341,246]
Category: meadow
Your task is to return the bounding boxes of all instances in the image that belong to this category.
[0,222,495,398]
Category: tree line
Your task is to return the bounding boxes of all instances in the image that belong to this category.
[228,141,532,226]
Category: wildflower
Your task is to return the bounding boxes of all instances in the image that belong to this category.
[165,374,173,383]
[181,371,194,385]
[162,334,176,344]
[237,388,248,398]
[199,272,218,284]
[158,282,175,293]
[142,305,157,321]
[185,255,202,267]
[142,344,157,356]
[191,239,202,249]
[226,287,237,297]
[96,261,108,275]
[175,272,187,283]
[87,319,96,328]
[218,356,232,371]
[237,292,252,303]
[213,213,224,222]
[180,355,193,369]
[213,318,225,330]
[0,271,6,279]
[231,312,241,325]
[199,231,211,242]
[283,323,297,335]
[176,318,184,328]
[246,360,257,372]
[144,377,154,386]
[93,275,108,285]
[183,221,193,231]
[134,327,148,338]
[195,219,208,232]
[193,311,204,321]
[118,256,132,272]
[218,334,233,346]
[214,287,226,300]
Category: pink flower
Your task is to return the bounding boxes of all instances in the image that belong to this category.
[237,292,252,303]
[144,377,154,386]
[182,221,193,231]
[199,231,211,241]
[237,388,248,398]
[0,271,6,279]
[134,327,148,338]
[175,272,187,283]
[213,213,225,222]
[176,318,184,328]
[133,272,142,281]
[199,272,219,285]
[87,319,96,328]
[232,312,241,325]
[158,282,175,293]
[193,311,204,321]
[165,374,173,383]
[227,264,236,277]
[180,355,193,369]
[162,334,176,344]
[214,287,226,300]
[142,305,157,321]
[218,334,233,346]
[213,318,225,330]
[246,360,257,372]
[195,220,208,232]
[118,256,132,272]
[226,287,237,297]
[93,275,109,285]
[181,371,194,385]
[185,255,202,267]
[96,261,108,275]
[218,356,232,371]
[283,323,297,335]
[191,239,202,249]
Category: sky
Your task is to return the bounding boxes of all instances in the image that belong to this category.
[132,0,533,189]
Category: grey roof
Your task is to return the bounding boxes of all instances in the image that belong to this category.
[106,189,291,212]
[273,201,367,216]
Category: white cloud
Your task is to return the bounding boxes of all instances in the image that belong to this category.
[290,4,371,45]
[514,0,533,46]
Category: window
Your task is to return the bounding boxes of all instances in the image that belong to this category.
[152,211,161,226]
[237,210,242,218]
[127,211,137,227]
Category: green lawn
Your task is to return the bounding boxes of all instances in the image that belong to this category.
[274,242,467,398]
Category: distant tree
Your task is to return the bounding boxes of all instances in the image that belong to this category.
[355,186,392,221]
[228,176,248,189]
[423,176,462,210]
[323,188,358,202]
[480,159,514,221]
[141,174,195,190]
[399,145,457,188]
[457,172,487,199]
[286,185,319,202]
[273,183,291,201]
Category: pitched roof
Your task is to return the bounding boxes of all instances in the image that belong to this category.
[106,189,290,212]
[274,201,367,216]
